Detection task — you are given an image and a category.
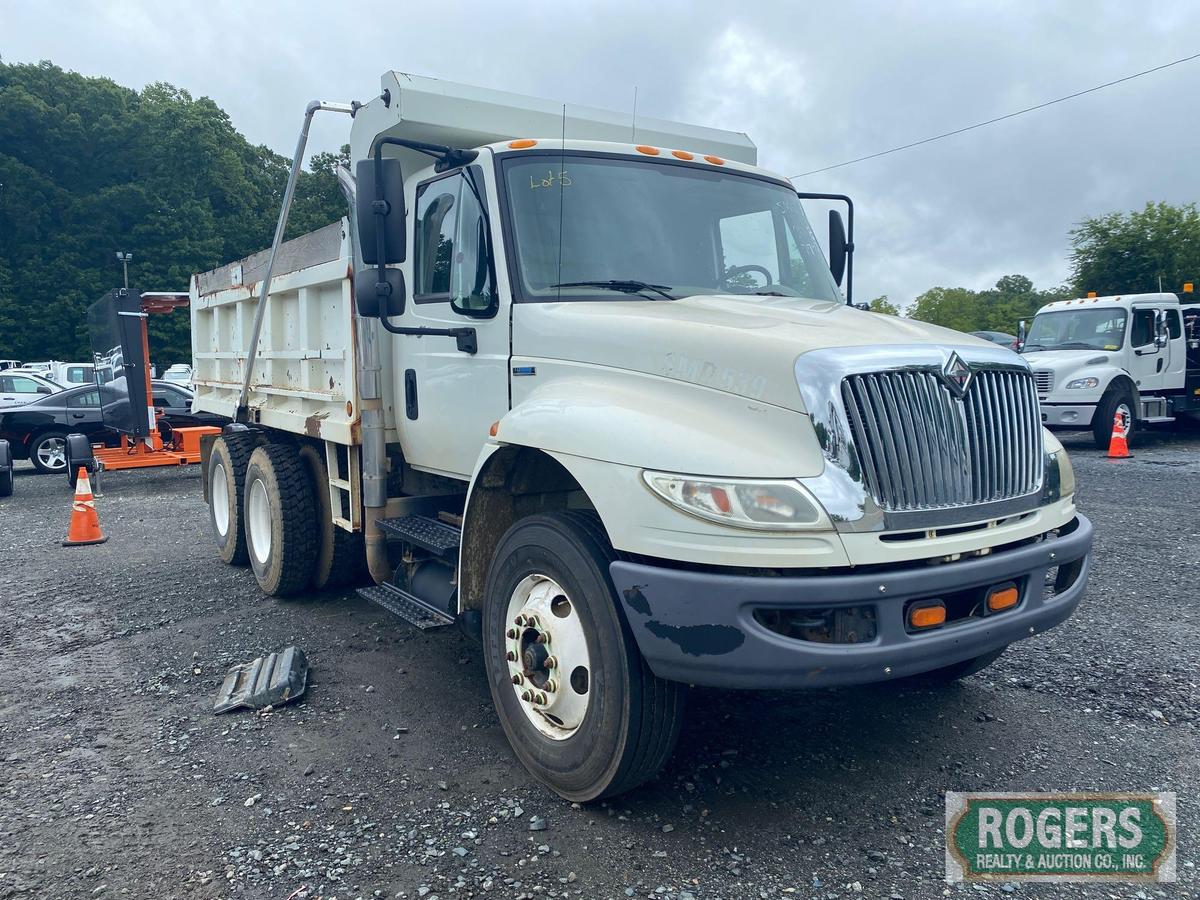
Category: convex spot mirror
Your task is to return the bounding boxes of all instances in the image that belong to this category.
[1155,309,1169,348]
[828,210,847,286]
[356,158,406,266]
[354,267,406,318]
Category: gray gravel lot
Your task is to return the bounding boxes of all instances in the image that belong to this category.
[0,430,1196,900]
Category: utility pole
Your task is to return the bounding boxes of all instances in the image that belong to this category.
[116,251,133,289]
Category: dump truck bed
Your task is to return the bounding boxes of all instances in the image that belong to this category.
[189,219,361,445]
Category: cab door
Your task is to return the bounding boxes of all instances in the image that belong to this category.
[391,161,509,479]
[1127,306,1165,392]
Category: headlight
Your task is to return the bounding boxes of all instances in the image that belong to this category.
[1065,377,1099,389]
[642,472,830,531]
[1041,450,1076,502]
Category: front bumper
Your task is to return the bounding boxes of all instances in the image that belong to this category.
[1040,403,1096,427]
[610,514,1093,689]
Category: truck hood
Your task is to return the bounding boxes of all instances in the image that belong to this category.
[514,293,998,412]
[1021,349,1112,372]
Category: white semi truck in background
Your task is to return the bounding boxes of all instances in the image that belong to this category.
[1023,286,1200,447]
[192,73,1093,800]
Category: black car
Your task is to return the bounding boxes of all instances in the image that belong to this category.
[0,381,227,474]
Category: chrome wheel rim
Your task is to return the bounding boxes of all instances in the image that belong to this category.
[504,574,591,740]
[36,436,66,471]
[247,478,272,565]
[211,461,230,537]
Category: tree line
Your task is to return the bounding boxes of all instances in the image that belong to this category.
[870,201,1200,332]
[0,60,347,367]
[2,60,1197,365]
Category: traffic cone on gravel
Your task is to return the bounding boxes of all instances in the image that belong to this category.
[63,467,107,546]
[1105,409,1132,459]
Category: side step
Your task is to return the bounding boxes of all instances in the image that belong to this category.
[378,514,461,556]
[358,583,455,630]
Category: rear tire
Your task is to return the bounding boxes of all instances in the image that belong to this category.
[1093,389,1134,450]
[208,433,258,566]
[65,434,94,488]
[0,439,12,497]
[298,444,366,590]
[483,511,685,802]
[29,430,68,475]
[243,443,318,597]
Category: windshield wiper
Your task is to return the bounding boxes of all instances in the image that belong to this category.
[550,280,676,301]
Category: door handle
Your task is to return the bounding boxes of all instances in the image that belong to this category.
[71,412,86,419]
[1157,358,1164,373]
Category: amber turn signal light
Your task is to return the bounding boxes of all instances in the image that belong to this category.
[987,584,1019,612]
[908,601,946,630]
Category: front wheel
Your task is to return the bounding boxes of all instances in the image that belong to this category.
[1093,390,1134,450]
[29,430,68,474]
[483,511,685,802]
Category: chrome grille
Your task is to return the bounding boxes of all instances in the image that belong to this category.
[841,368,1043,511]
[1034,370,1053,394]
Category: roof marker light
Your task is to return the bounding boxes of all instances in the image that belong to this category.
[1087,291,1097,298]
[635,145,660,156]
[508,139,537,149]
[704,155,725,165]
[671,149,695,160]
[1184,282,1194,293]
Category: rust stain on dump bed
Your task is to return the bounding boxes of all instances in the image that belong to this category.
[305,412,329,438]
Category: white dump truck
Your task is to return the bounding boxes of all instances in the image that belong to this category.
[1023,286,1200,447]
[192,73,1093,800]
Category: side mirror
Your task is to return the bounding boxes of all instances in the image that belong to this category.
[354,267,406,318]
[356,158,406,265]
[36,386,52,395]
[1017,320,1027,351]
[828,210,847,286]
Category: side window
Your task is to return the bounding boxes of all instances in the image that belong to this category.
[67,390,101,408]
[1168,309,1182,339]
[414,179,458,299]
[718,210,780,287]
[65,366,92,384]
[9,376,43,393]
[1130,309,1156,347]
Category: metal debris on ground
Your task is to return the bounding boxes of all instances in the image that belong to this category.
[213,646,309,713]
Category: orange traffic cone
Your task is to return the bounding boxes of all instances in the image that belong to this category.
[1105,409,1132,459]
[63,467,108,546]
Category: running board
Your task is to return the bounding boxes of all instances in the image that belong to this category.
[358,583,455,630]
[1142,416,1176,424]
[377,514,461,557]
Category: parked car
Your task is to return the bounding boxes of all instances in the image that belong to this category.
[0,360,23,371]
[0,381,227,474]
[0,371,64,410]
[162,364,193,388]
[970,330,1019,348]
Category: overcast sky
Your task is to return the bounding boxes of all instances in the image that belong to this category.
[4,0,1199,308]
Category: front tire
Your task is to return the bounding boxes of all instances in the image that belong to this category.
[483,511,685,802]
[243,443,318,597]
[1093,390,1134,450]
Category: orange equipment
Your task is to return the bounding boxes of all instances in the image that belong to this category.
[1105,409,1132,459]
[63,468,107,546]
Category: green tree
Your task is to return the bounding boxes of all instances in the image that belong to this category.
[1070,202,1200,296]
[867,294,900,315]
[0,60,348,367]
[908,276,1069,335]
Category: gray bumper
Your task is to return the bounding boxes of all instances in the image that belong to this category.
[610,515,1093,689]
[1040,403,1096,427]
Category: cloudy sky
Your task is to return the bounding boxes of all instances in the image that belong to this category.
[4,1,1199,306]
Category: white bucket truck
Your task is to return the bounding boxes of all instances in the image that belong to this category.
[192,74,1092,800]
[1023,286,1200,447]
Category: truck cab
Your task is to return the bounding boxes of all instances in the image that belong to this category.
[192,73,1093,801]
[1024,288,1200,447]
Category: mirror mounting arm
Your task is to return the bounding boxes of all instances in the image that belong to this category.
[796,192,854,305]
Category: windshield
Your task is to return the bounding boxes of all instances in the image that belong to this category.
[1025,308,1127,352]
[501,153,841,303]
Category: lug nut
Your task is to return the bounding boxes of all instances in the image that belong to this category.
[506,650,517,662]
[506,628,519,639]
[511,674,523,685]
[535,692,548,705]
[526,615,539,629]
[545,656,558,669]
[514,615,526,626]
[520,690,532,702]
[536,633,549,645]
[545,679,557,693]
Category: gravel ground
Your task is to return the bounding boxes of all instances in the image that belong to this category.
[0,429,1196,900]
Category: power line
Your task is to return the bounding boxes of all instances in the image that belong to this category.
[792,50,1200,179]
